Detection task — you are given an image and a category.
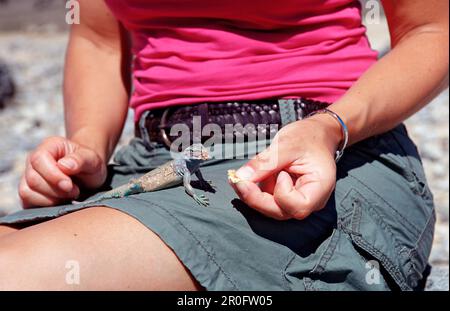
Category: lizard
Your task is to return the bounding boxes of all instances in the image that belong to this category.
[75,144,212,207]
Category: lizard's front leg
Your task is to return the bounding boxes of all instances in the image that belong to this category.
[183,170,210,207]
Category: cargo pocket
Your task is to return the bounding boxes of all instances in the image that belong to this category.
[301,227,391,291]
[300,185,435,291]
[356,125,435,212]
[337,188,435,291]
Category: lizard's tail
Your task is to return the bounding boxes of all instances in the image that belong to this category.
[101,182,143,200]
[73,182,143,205]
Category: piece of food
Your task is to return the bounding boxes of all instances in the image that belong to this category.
[227,170,242,184]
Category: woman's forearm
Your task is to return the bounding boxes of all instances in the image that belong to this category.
[325,1,449,147]
[64,15,131,163]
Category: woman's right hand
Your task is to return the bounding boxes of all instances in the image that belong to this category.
[19,136,107,208]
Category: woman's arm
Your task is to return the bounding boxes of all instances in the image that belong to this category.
[231,0,449,220]
[19,0,131,207]
[65,0,131,162]
[327,0,449,146]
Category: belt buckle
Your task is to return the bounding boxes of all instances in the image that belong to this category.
[159,107,173,149]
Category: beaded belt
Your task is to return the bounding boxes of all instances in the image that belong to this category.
[136,98,330,149]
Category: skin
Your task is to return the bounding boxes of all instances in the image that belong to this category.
[0,0,448,289]
[0,207,201,290]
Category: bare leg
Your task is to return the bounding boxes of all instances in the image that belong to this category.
[0,207,203,291]
[0,225,19,238]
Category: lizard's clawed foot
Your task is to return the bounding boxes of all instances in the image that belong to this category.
[194,194,210,207]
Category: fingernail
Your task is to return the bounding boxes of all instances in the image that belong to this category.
[236,166,254,181]
[234,181,249,194]
[59,158,76,170]
[276,171,288,184]
[58,180,72,192]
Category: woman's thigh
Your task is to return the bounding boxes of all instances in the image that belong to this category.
[0,225,18,238]
[0,206,202,291]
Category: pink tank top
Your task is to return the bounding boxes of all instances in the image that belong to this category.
[105,0,378,121]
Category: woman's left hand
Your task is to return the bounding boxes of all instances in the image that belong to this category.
[230,114,343,220]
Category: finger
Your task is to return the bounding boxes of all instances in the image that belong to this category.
[235,141,293,183]
[273,171,312,219]
[19,177,61,208]
[273,171,329,220]
[58,147,103,176]
[230,180,291,220]
[25,168,80,199]
[28,151,73,192]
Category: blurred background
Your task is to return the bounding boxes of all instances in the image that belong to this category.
[0,0,448,290]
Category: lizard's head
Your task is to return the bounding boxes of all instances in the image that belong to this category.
[183,144,210,161]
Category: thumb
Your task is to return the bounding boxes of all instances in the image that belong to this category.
[235,142,293,183]
[57,147,104,177]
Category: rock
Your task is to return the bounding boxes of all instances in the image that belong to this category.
[429,223,449,265]
[421,142,444,161]
[0,0,68,32]
[0,61,15,108]
[0,158,14,174]
[426,266,449,291]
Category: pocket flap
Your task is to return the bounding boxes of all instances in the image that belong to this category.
[340,188,434,290]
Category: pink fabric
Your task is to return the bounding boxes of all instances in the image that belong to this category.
[105,0,378,121]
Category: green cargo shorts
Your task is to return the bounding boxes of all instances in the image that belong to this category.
[0,124,435,291]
